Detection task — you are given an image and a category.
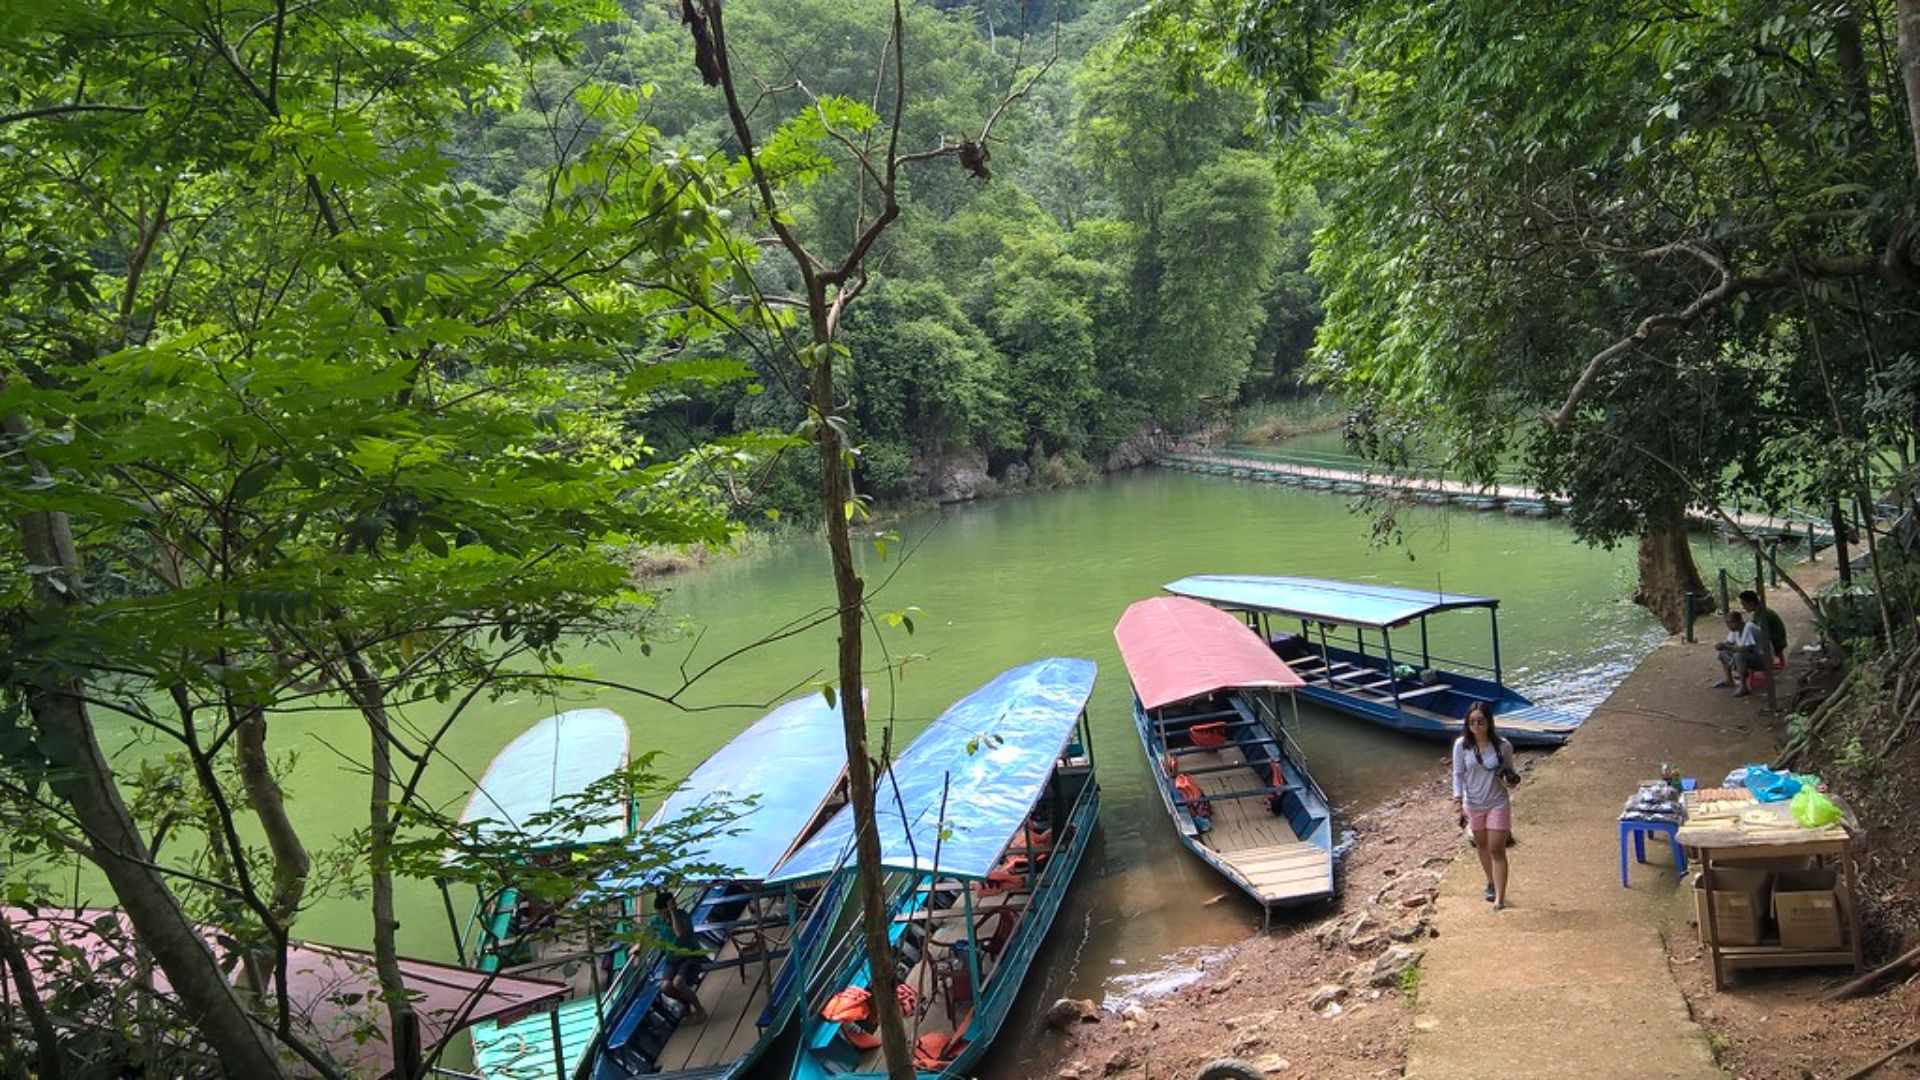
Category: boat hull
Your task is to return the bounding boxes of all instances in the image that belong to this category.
[1283,643,1578,747]
[1133,695,1335,907]
[789,782,1101,1080]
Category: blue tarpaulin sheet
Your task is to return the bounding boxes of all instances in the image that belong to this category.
[458,709,630,849]
[767,657,1097,884]
[1165,574,1498,630]
[636,694,851,883]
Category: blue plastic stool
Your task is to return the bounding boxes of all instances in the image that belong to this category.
[1619,818,1687,886]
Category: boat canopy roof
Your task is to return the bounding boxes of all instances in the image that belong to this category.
[1115,596,1305,711]
[767,658,1096,884]
[1165,574,1498,630]
[607,693,850,888]
[458,709,630,849]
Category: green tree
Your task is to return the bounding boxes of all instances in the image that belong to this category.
[0,1,748,1074]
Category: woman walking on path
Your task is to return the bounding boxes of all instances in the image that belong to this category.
[1453,702,1519,910]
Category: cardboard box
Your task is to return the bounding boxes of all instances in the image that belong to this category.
[1693,867,1769,946]
[1773,868,1845,949]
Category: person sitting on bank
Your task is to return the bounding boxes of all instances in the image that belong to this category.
[650,891,708,1023]
[1713,610,1760,697]
[1739,590,1787,667]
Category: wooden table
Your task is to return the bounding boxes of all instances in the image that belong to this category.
[1677,793,1863,990]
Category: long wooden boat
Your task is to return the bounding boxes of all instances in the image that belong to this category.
[577,694,854,1080]
[770,658,1101,1080]
[1164,574,1583,747]
[448,708,638,1080]
[1115,597,1336,908]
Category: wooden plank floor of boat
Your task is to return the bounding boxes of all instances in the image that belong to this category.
[653,926,792,1072]
[1185,748,1331,904]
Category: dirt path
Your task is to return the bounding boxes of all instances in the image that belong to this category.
[1406,574,1829,1079]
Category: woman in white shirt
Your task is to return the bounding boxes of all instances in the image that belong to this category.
[1453,702,1518,910]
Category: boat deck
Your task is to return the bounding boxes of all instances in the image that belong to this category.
[653,918,795,1073]
[1184,746,1333,905]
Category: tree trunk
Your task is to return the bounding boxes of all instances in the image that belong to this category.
[338,640,423,1079]
[1899,0,1920,178]
[3,417,288,1079]
[811,328,913,1080]
[0,915,65,1080]
[1633,509,1710,634]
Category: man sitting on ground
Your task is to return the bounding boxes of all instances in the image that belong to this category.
[1739,590,1787,668]
[1713,610,1760,698]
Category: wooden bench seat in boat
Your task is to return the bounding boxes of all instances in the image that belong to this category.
[1391,683,1451,703]
[893,894,1029,925]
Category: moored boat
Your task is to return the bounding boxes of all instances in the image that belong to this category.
[1164,574,1583,746]
[578,693,853,1080]
[770,657,1101,1079]
[1115,597,1336,908]
[446,708,638,1080]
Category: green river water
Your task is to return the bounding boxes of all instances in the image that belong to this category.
[94,462,1736,1076]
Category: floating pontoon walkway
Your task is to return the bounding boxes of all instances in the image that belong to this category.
[1158,451,1832,546]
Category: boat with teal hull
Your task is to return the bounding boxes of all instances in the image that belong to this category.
[450,708,638,1080]
[770,658,1101,1079]
[1165,575,1584,747]
[577,693,853,1080]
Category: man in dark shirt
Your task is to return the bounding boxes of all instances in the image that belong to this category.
[650,891,707,1022]
[1739,590,1787,666]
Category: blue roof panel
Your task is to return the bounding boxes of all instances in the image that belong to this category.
[767,658,1096,884]
[1164,574,1497,629]
[459,709,630,849]
[637,694,851,884]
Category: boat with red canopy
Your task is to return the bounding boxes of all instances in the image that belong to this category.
[1115,596,1336,908]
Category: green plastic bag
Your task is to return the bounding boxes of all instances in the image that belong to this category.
[1791,786,1841,828]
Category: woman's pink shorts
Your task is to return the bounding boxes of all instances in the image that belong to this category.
[1468,806,1512,833]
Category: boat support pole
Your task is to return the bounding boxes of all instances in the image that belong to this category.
[436,878,466,967]
[1489,608,1504,691]
[1383,628,1398,705]
[963,884,982,1005]
[1420,618,1431,671]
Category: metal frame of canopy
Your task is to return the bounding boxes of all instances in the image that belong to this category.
[1166,573,1509,699]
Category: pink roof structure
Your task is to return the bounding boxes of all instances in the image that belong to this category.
[2,907,569,1078]
[1114,596,1306,711]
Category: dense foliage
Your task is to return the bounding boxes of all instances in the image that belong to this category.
[1135,0,1920,626]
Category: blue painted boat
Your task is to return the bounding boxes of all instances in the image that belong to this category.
[1164,575,1583,747]
[1115,597,1336,908]
[577,694,854,1080]
[447,709,638,1080]
[770,658,1101,1080]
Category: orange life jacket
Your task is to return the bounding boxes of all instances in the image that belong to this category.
[914,1031,963,1069]
[1190,721,1228,747]
[822,987,872,1024]
[1174,773,1211,820]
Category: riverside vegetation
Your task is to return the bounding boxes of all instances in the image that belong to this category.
[4,1,1920,1078]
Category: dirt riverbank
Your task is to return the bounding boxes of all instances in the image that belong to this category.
[1041,775,1467,1080]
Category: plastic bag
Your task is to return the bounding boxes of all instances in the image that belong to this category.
[1743,765,1802,803]
[1791,787,1842,828]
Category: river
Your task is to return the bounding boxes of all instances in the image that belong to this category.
[96,463,1706,1075]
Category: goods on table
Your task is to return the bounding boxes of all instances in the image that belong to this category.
[1690,788,1753,804]
[1622,781,1685,824]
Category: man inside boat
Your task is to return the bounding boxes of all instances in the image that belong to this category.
[1712,610,1761,697]
[650,890,708,1023]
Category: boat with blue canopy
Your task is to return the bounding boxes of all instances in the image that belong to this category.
[577,693,853,1080]
[442,708,637,1080]
[1115,597,1335,909]
[1163,575,1584,747]
[770,657,1100,1080]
